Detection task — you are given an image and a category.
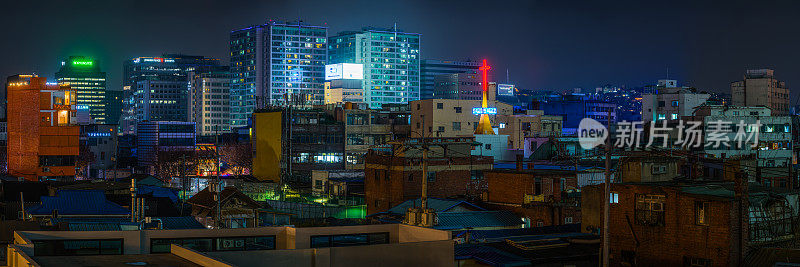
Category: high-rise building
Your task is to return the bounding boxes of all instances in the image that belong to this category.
[323,63,365,104]
[7,77,80,181]
[134,80,189,122]
[329,27,421,109]
[420,60,479,99]
[433,72,483,100]
[189,70,232,135]
[136,121,196,168]
[105,89,123,126]
[121,54,222,134]
[55,56,108,124]
[230,20,328,129]
[731,69,790,115]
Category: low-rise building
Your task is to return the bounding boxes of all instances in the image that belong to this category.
[364,137,493,214]
[8,224,453,267]
[582,181,799,266]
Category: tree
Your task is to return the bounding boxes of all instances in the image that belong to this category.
[76,143,95,179]
[218,141,252,176]
[154,148,196,182]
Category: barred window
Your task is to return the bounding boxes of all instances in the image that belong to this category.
[695,202,710,225]
[635,194,665,226]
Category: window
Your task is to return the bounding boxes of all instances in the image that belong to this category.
[733,111,739,116]
[485,144,492,150]
[658,101,665,107]
[684,256,712,267]
[34,239,123,256]
[657,114,666,120]
[471,170,483,180]
[452,122,461,131]
[695,201,709,225]
[635,194,665,226]
[564,217,573,224]
[536,221,544,227]
[436,103,443,109]
[427,171,436,182]
[454,107,462,113]
[671,101,679,107]
[150,236,275,253]
[670,113,678,120]
[609,192,619,204]
[651,165,667,174]
[310,232,389,248]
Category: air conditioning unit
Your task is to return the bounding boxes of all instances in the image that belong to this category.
[42,167,50,173]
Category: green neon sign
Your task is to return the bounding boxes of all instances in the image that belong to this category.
[72,60,93,66]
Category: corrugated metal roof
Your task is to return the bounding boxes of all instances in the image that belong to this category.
[157,216,205,229]
[435,211,522,230]
[26,190,130,216]
[387,198,485,215]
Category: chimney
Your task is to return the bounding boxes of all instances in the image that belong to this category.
[516,154,523,171]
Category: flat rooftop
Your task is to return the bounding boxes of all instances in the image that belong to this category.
[33,253,201,267]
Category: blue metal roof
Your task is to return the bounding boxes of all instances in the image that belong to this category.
[157,216,205,229]
[435,211,522,230]
[26,190,130,216]
[138,185,179,203]
[386,198,485,215]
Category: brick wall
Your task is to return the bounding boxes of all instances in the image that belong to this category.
[365,153,492,214]
[582,184,738,266]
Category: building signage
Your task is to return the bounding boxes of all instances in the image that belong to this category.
[136,58,176,64]
[472,107,497,115]
[497,84,515,96]
[53,104,71,110]
[71,60,93,67]
[325,63,364,80]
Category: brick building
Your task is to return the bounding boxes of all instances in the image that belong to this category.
[364,137,493,214]
[484,166,580,227]
[7,76,80,181]
[582,181,798,266]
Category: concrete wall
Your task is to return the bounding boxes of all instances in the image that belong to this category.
[207,240,454,267]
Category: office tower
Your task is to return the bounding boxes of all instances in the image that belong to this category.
[329,27,421,109]
[7,77,79,181]
[134,80,189,122]
[105,89,122,126]
[189,70,232,135]
[230,20,328,128]
[420,60,480,99]
[433,73,483,100]
[731,69,790,115]
[136,121,195,168]
[55,56,108,124]
[121,54,222,134]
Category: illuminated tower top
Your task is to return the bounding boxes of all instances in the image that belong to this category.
[474,59,495,135]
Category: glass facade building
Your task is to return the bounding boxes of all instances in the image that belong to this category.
[420,59,480,99]
[230,21,327,129]
[55,56,108,124]
[329,28,421,109]
[121,55,222,134]
[189,70,232,135]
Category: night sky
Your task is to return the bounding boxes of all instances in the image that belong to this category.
[3,0,800,98]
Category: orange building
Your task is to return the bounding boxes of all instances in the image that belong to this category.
[7,76,80,181]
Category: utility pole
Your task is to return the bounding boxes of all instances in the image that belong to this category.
[214,125,222,228]
[602,109,611,267]
[421,145,428,211]
[130,177,137,222]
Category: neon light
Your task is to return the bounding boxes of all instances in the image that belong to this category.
[473,107,497,115]
[87,132,112,137]
[72,60,93,66]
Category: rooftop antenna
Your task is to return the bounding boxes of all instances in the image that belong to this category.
[506,68,510,84]
[666,66,670,80]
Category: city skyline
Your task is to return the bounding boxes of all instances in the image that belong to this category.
[4,0,800,96]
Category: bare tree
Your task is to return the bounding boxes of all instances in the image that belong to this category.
[154,148,197,182]
[219,142,252,176]
[76,143,95,179]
